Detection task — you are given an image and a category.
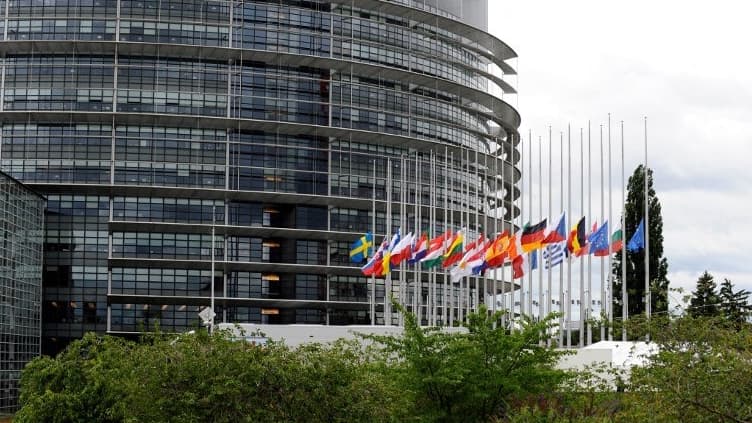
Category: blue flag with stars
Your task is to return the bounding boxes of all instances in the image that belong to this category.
[627,218,645,252]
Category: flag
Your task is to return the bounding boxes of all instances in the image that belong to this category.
[610,228,624,253]
[442,230,464,268]
[450,235,489,282]
[507,231,524,261]
[521,218,547,252]
[567,216,587,255]
[390,232,414,266]
[349,232,373,263]
[512,254,525,279]
[530,250,538,270]
[408,232,428,263]
[542,242,566,269]
[484,231,510,269]
[361,238,388,277]
[421,230,451,268]
[380,229,401,276]
[627,218,645,252]
[588,221,609,256]
[542,212,566,244]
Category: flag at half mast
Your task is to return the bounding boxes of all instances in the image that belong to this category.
[420,230,451,268]
[521,218,547,252]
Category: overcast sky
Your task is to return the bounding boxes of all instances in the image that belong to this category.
[488,1,752,309]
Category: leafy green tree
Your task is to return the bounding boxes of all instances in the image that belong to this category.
[689,271,719,318]
[364,304,570,422]
[719,278,751,328]
[629,316,752,422]
[613,165,670,321]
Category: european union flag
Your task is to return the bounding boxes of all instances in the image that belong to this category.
[627,218,645,252]
[350,232,373,263]
[588,221,609,255]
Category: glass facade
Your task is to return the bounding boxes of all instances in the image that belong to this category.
[0,172,44,411]
[0,0,520,355]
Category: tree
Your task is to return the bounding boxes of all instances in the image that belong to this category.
[689,271,719,318]
[363,304,570,422]
[719,278,751,328]
[612,165,669,321]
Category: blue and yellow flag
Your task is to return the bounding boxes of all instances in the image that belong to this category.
[350,232,374,263]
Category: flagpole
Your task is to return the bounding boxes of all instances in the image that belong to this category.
[371,159,376,325]
[210,205,215,333]
[547,126,553,343]
[430,151,437,326]
[527,129,533,318]
[599,124,605,341]
[558,131,564,347]
[621,120,628,341]
[448,151,455,324]
[475,148,482,314]
[399,154,406,327]
[607,113,614,340]
[566,124,572,348]
[537,135,543,322]
[415,153,422,322]
[587,121,592,345]
[644,116,650,341]
[500,139,507,328]
[483,148,490,316]
[579,127,585,348]
[385,157,392,325]
[492,141,499,318]
[444,146,450,325]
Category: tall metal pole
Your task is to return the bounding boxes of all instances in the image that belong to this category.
[527,130,533,317]
[587,122,592,345]
[547,127,552,322]
[599,125,605,341]
[385,158,392,325]
[579,128,585,348]
[644,116,651,341]
[566,125,572,348]
[371,160,376,325]
[538,135,543,321]
[500,138,507,327]
[607,114,614,340]
[621,121,628,341]
[415,153,421,321]
[444,146,450,324]
[558,131,564,347]
[210,205,216,333]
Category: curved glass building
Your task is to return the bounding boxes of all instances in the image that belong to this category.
[0,0,520,354]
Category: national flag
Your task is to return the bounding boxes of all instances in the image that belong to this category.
[450,234,489,282]
[627,218,645,252]
[390,232,414,266]
[512,254,526,279]
[567,216,587,255]
[588,221,609,256]
[507,231,524,261]
[408,232,428,263]
[542,242,566,269]
[610,228,624,254]
[542,212,566,244]
[361,238,388,277]
[380,229,401,276]
[442,230,464,268]
[521,218,547,252]
[421,230,451,268]
[349,232,373,263]
[484,231,510,269]
[530,250,538,270]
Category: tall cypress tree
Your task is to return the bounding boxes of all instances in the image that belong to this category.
[612,165,669,318]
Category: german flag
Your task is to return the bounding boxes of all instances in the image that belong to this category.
[567,216,587,255]
[521,218,547,252]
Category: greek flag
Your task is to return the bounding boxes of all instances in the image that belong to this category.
[542,242,566,269]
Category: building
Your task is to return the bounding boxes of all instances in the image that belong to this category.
[0,0,520,356]
[0,172,44,411]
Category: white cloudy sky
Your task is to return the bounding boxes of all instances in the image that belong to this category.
[488,0,752,308]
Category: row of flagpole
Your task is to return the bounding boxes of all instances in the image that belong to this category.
[351,116,648,346]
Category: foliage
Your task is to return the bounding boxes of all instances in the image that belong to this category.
[719,278,751,328]
[17,329,405,423]
[612,165,670,323]
[689,270,719,317]
[628,315,752,422]
[363,303,571,422]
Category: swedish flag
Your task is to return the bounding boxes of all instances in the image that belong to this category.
[349,232,374,263]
